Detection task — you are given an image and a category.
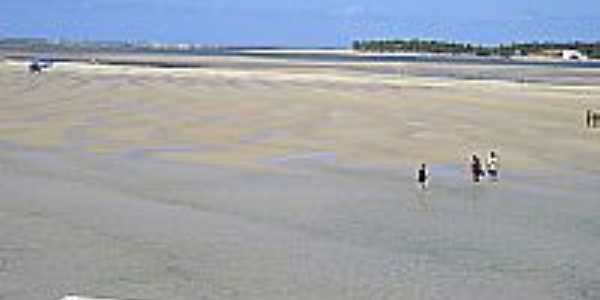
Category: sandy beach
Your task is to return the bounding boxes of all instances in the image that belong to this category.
[1,53,600,299]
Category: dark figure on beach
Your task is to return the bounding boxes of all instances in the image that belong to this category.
[471,155,484,183]
[29,62,42,74]
[486,151,499,181]
[417,163,429,189]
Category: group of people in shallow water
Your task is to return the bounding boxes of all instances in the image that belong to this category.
[417,150,499,189]
[470,151,499,183]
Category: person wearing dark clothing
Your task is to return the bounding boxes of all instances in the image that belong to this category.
[471,155,483,183]
[417,163,429,190]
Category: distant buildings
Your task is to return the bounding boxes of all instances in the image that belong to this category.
[561,50,587,60]
[541,49,588,60]
[353,39,600,60]
[0,38,222,54]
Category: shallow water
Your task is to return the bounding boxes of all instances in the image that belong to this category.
[1,145,599,300]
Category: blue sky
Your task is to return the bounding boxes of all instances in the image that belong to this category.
[1,0,599,46]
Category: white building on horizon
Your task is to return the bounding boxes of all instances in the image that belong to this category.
[562,50,588,60]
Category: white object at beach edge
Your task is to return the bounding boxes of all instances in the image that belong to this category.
[61,296,123,300]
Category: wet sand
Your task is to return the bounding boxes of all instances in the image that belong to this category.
[1,55,600,300]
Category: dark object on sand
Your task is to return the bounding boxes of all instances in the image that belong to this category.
[471,155,484,183]
[29,62,42,73]
[417,163,429,189]
[28,60,52,74]
[587,110,600,128]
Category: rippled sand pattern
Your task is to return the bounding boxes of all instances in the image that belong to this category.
[1,57,600,300]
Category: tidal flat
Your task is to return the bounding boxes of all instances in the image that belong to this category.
[1,54,599,300]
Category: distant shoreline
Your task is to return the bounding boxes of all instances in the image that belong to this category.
[238,48,600,61]
[231,49,600,68]
[3,48,600,70]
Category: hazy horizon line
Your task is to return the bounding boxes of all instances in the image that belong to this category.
[2,35,600,49]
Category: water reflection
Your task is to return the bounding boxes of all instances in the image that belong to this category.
[414,187,433,213]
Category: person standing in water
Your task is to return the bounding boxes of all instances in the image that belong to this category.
[471,155,483,183]
[417,163,429,190]
[487,151,499,181]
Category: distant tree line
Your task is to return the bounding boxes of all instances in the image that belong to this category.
[353,39,600,59]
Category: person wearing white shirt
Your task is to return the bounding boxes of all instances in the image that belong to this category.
[487,151,499,181]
